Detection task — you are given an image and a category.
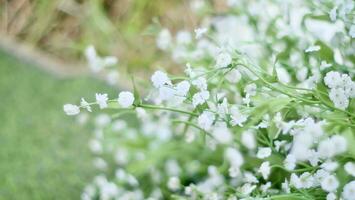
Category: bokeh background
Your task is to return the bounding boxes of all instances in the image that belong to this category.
[0,0,212,199]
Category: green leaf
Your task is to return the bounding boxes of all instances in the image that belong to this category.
[130,75,142,106]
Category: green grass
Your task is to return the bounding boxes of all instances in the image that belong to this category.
[0,51,114,199]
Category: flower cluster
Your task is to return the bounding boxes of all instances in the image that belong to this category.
[324,71,355,110]
[64,0,355,199]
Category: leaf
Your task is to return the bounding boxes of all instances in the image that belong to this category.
[130,75,142,106]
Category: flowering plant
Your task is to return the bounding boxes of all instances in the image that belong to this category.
[64,0,355,199]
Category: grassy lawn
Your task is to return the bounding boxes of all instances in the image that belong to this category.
[0,51,114,199]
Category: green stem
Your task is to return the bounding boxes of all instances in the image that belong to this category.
[138,104,198,117]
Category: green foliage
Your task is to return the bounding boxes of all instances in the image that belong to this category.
[0,51,115,199]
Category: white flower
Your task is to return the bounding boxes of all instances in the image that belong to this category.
[345,162,355,177]
[260,182,271,193]
[244,83,257,96]
[211,122,233,144]
[84,45,117,73]
[106,70,119,85]
[282,179,290,193]
[95,93,108,109]
[276,67,291,84]
[291,172,314,189]
[230,106,248,127]
[156,29,172,50]
[258,161,271,180]
[305,45,321,52]
[192,77,208,91]
[240,183,256,195]
[216,51,232,68]
[118,91,134,108]
[329,88,349,110]
[175,81,190,96]
[63,104,80,115]
[176,30,192,45]
[244,172,259,183]
[151,71,171,88]
[321,160,339,172]
[93,157,107,170]
[167,176,180,191]
[324,71,342,88]
[342,181,355,200]
[194,27,207,39]
[192,91,210,107]
[80,98,92,112]
[296,67,308,81]
[284,154,296,171]
[327,193,336,200]
[321,174,339,192]
[241,130,256,150]
[159,86,176,101]
[228,166,240,178]
[318,138,336,159]
[274,140,287,152]
[225,147,244,168]
[89,139,102,154]
[349,25,355,38]
[198,111,215,131]
[226,69,242,83]
[257,147,272,159]
[320,61,332,70]
[330,135,347,154]
[329,7,337,22]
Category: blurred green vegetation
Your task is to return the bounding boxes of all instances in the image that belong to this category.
[0,50,115,199]
[0,0,192,70]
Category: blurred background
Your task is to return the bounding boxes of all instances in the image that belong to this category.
[0,0,215,199]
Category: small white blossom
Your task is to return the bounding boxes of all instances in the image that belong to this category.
[211,122,233,144]
[175,81,190,96]
[329,7,337,22]
[349,25,355,38]
[192,77,208,91]
[176,30,192,45]
[194,27,208,39]
[284,154,296,171]
[244,83,257,96]
[241,130,256,150]
[167,176,181,191]
[258,161,271,180]
[327,193,336,200]
[228,166,240,178]
[342,181,355,200]
[291,172,314,189]
[257,147,272,159]
[192,91,210,107]
[240,183,256,195]
[118,91,134,108]
[260,182,271,193]
[321,160,339,172]
[225,147,244,168]
[64,104,80,115]
[320,61,332,70]
[198,111,215,131]
[226,69,242,83]
[324,71,342,88]
[321,174,339,192]
[156,29,172,50]
[95,93,108,109]
[80,98,92,112]
[345,162,355,177]
[282,179,290,193]
[230,106,248,127]
[305,45,321,53]
[216,51,232,68]
[151,71,171,88]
